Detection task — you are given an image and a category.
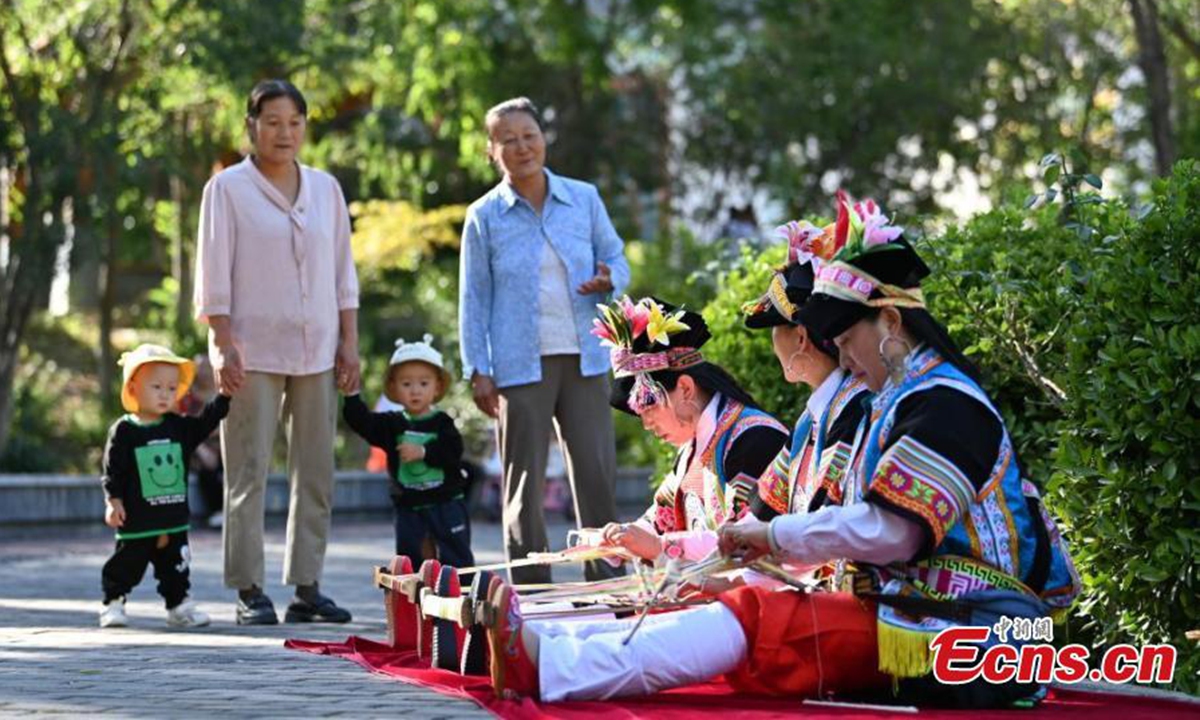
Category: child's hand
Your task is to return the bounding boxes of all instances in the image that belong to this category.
[397,443,425,463]
[105,499,126,529]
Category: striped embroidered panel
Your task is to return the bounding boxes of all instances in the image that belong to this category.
[756,446,792,515]
[727,472,758,519]
[817,441,854,506]
[728,411,787,442]
[866,435,974,545]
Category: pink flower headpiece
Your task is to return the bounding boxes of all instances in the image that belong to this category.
[776,220,825,267]
[591,296,690,350]
[831,189,905,260]
[591,296,702,414]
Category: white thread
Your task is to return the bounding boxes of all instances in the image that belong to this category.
[808,592,825,699]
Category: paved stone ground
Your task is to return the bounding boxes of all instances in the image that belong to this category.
[0,515,590,718]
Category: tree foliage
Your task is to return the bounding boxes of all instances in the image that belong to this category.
[350,200,466,275]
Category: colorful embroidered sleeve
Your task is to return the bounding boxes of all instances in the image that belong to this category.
[814,385,868,509]
[864,435,974,549]
[722,422,788,517]
[815,442,853,507]
[726,471,759,520]
[865,387,1002,554]
[752,445,792,520]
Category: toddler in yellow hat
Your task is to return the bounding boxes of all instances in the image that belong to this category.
[99,343,232,629]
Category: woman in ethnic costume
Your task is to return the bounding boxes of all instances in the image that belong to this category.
[742,217,872,520]
[485,193,1081,708]
[595,297,788,562]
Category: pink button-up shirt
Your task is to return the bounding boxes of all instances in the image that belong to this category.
[194,157,359,376]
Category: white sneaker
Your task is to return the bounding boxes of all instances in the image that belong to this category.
[166,598,210,628]
[207,513,224,529]
[99,597,128,628]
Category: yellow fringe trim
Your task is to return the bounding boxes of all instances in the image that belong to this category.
[877,621,935,678]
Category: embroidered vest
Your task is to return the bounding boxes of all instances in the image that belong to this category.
[846,347,1081,679]
[849,347,1081,608]
[758,373,868,515]
[647,398,786,533]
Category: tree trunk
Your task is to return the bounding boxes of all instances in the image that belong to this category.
[0,354,15,458]
[97,197,119,415]
[0,165,59,457]
[1159,9,1200,64]
[0,160,12,457]
[1129,0,1177,176]
[171,112,197,339]
[171,171,192,339]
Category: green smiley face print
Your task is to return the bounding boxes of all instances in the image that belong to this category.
[396,431,444,491]
[134,442,186,499]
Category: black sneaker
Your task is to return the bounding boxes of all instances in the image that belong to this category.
[284,593,352,624]
[236,593,279,625]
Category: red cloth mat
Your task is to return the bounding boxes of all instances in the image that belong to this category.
[286,636,1198,719]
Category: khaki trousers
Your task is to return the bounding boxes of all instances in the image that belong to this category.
[220,370,336,590]
[498,355,620,584]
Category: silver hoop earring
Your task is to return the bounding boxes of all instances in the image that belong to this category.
[784,350,807,381]
[878,335,912,384]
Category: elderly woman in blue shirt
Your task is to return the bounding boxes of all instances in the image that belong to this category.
[459,97,630,584]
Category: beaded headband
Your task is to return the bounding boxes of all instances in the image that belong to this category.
[813,260,926,308]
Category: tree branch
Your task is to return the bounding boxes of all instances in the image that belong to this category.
[1075,68,1105,157]
[1128,0,1176,175]
[933,251,1069,408]
[1002,301,1068,405]
[0,4,36,134]
[1159,8,1200,62]
[1,0,38,59]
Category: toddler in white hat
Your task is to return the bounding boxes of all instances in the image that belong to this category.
[342,335,474,568]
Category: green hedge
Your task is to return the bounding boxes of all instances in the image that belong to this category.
[701,243,797,421]
[1050,161,1199,691]
[692,162,1198,693]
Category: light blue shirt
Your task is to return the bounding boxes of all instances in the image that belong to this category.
[458,169,630,388]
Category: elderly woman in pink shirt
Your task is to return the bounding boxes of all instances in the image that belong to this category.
[194,79,359,626]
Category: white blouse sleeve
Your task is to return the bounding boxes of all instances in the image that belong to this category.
[768,502,925,566]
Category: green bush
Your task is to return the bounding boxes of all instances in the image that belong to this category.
[918,204,1114,483]
[1050,160,1199,692]
[700,243,799,423]
[1,317,108,473]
